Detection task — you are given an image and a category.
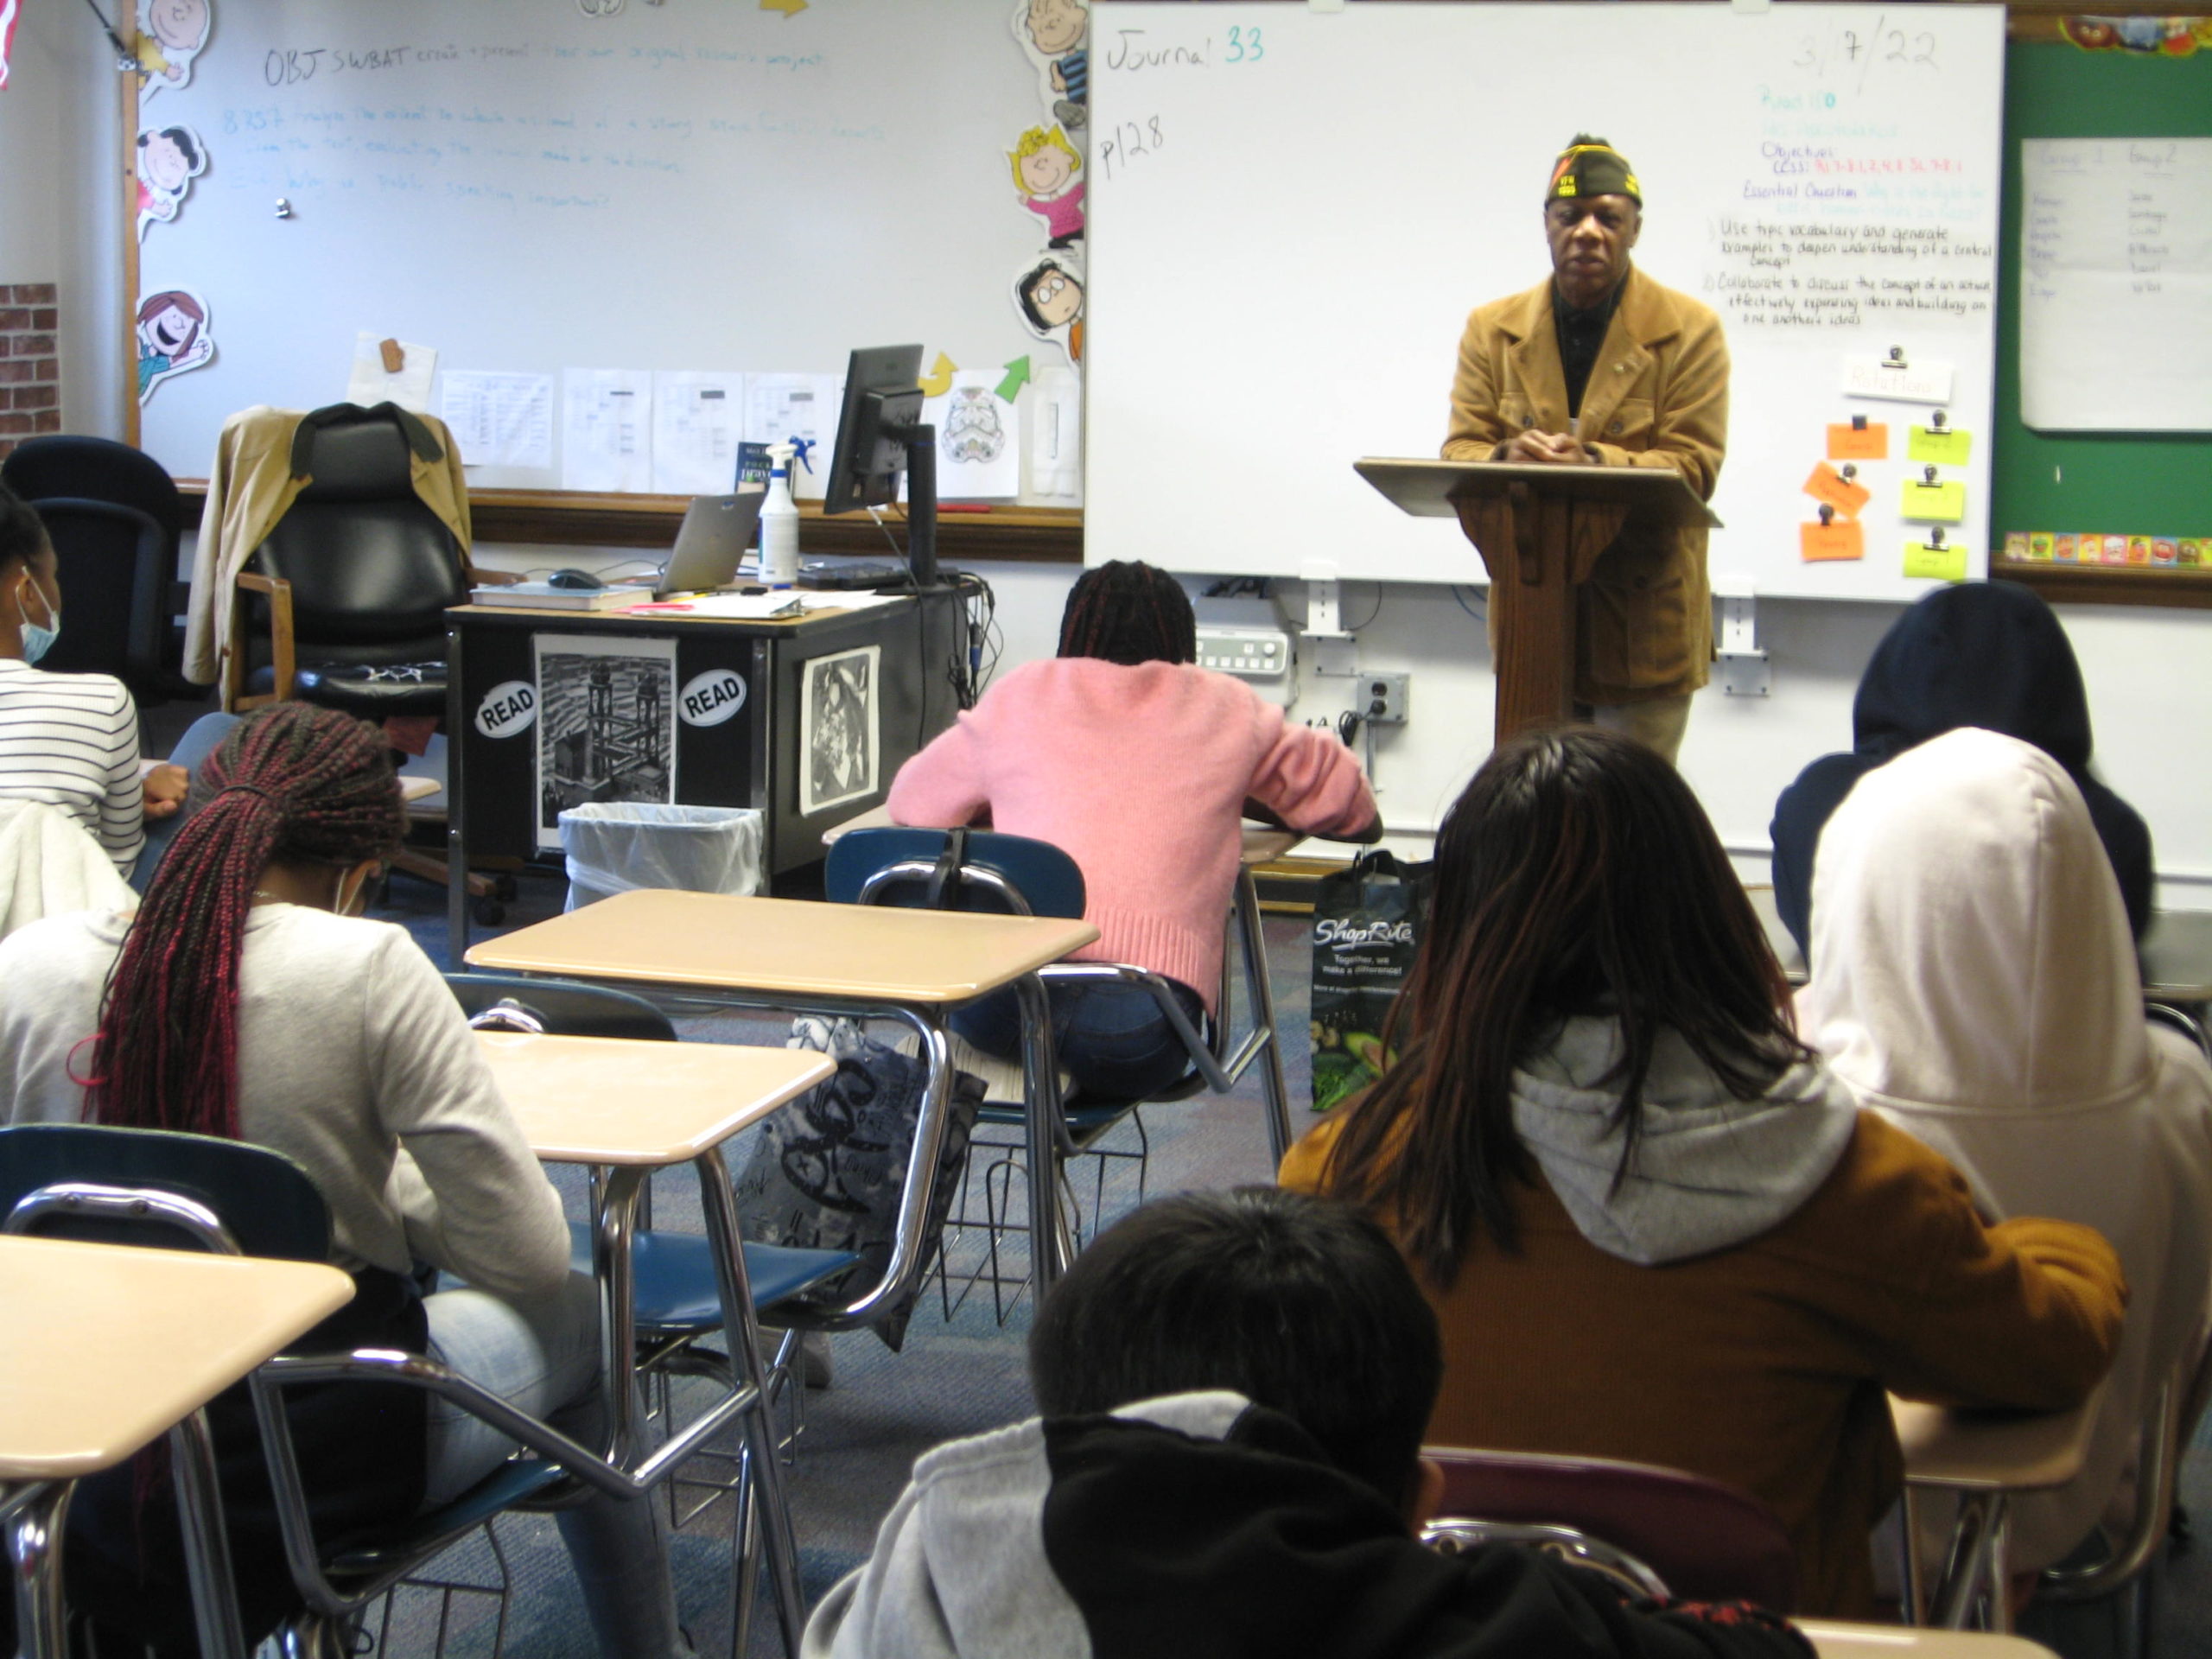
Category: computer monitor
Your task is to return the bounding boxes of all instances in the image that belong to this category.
[822,344,939,589]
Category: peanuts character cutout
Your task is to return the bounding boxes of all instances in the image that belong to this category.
[1014,0,1088,130]
[136,125,207,240]
[137,0,212,98]
[137,289,214,402]
[1014,254,1084,365]
[1010,124,1084,248]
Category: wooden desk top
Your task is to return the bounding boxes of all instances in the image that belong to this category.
[1890,1388,2102,1493]
[821,802,1304,867]
[465,889,1099,1004]
[1798,1622,2057,1657]
[479,1032,834,1166]
[0,1236,352,1483]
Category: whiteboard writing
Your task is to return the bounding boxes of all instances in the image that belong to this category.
[2021,138,2212,432]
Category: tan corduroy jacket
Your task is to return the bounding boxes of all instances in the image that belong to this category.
[1281,1109,2126,1618]
[1442,268,1728,704]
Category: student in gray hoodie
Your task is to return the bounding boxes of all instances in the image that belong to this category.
[804,1187,1813,1659]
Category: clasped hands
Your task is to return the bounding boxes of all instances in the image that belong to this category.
[1501,429,1594,467]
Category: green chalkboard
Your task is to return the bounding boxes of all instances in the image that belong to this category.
[1993,41,2212,542]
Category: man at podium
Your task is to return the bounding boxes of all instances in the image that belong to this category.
[1442,137,1728,763]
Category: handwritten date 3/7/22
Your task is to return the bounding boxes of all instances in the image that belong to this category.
[1099,117,1165,183]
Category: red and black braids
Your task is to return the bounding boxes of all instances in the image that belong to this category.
[1056,559,1197,667]
[86,702,406,1140]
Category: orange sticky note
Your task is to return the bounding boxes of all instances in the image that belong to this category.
[1801,519,1866,563]
[1826,422,1889,461]
[1804,461,1872,519]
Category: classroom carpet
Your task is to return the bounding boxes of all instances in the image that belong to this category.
[368,867,2208,1658]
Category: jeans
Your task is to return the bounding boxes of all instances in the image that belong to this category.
[131,711,241,891]
[950,976,1206,1101]
[423,1272,685,1659]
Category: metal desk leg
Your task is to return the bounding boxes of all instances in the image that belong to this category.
[3,1482,72,1659]
[1897,1486,1927,1627]
[1015,973,1076,1298]
[696,1147,806,1659]
[594,1166,650,1466]
[170,1407,249,1659]
[1233,868,1294,1166]
[445,620,470,964]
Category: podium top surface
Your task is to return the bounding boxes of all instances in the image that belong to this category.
[1355,457,1722,530]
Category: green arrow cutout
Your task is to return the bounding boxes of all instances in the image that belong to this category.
[995,356,1032,402]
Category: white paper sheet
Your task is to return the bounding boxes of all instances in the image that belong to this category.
[440,371,554,470]
[919,371,1020,502]
[2022,138,2212,432]
[652,371,746,495]
[622,589,908,619]
[1030,365,1083,501]
[346,333,438,413]
[562,368,654,493]
[745,372,842,500]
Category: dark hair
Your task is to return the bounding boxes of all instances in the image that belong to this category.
[86,703,406,1140]
[1017,257,1077,332]
[1056,559,1196,665]
[140,124,203,168]
[1324,727,1808,1285]
[1029,1187,1442,1507]
[0,485,49,575]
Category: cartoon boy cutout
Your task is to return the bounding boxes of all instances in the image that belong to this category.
[137,289,213,401]
[1016,257,1084,365]
[1019,0,1089,130]
[1010,125,1084,248]
[137,0,212,98]
[135,125,207,240]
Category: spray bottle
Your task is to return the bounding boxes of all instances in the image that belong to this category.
[760,441,800,587]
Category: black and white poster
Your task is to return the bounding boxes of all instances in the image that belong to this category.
[533,633,677,850]
[800,645,880,817]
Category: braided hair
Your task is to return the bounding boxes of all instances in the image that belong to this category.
[1056,560,1197,666]
[86,703,406,1140]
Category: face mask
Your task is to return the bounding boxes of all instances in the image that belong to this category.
[16,575,59,665]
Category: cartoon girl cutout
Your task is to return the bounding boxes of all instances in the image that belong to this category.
[1014,0,1088,130]
[1014,253,1084,366]
[137,0,212,99]
[136,125,207,240]
[137,289,214,402]
[1010,124,1084,248]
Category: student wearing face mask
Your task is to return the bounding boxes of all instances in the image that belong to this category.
[0,486,193,877]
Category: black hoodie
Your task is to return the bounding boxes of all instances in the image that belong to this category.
[1770,581,2153,961]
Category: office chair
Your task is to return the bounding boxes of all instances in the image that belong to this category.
[1421,1445,1801,1612]
[825,825,1290,1314]
[0,1122,654,1659]
[222,404,507,918]
[1,435,196,705]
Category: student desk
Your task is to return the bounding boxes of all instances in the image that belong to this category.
[442,588,967,954]
[463,889,1100,1293]
[1891,1390,2103,1631]
[0,1236,353,1659]
[475,1029,834,1650]
[2141,909,2212,1007]
[1798,1624,2058,1657]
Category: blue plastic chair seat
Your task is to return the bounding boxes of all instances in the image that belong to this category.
[327,1459,568,1576]
[566,1222,860,1331]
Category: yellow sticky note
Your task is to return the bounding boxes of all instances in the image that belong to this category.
[1804,461,1872,519]
[1827,422,1889,461]
[1904,539,1967,582]
[1908,424,1973,466]
[1801,519,1865,563]
[1900,479,1966,524]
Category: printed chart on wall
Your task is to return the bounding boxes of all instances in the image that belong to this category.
[1086,3,2004,600]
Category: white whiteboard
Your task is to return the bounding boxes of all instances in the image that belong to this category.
[1087,3,2004,600]
[133,0,1063,494]
[2021,138,2212,432]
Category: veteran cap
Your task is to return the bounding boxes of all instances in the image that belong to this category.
[1547,135,1641,204]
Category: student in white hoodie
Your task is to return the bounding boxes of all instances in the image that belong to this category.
[1799,725,2212,1573]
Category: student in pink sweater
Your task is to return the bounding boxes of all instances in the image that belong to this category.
[887,562,1378,1097]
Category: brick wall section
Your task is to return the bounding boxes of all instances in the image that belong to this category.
[0,283,61,462]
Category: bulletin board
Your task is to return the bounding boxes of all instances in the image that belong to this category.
[124,0,1087,506]
[1085,2,2006,601]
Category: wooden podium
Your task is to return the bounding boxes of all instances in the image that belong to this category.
[1356,459,1720,743]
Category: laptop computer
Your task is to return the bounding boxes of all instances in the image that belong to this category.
[656,493,767,599]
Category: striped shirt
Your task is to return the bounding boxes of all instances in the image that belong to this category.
[0,659,144,875]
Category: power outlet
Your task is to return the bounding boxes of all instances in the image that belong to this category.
[1361,672,1409,725]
